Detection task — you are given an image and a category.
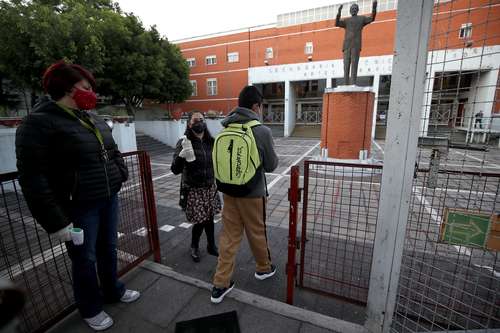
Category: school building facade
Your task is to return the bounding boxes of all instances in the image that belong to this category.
[173,0,500,138]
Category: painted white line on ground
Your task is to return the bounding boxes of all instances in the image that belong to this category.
[473,264,500,278]
[132,227,147,237]
[267,173,281,177]
[2,244,142,279]
[153,172,174,182]
[372,140,384,155]
[267,142,321,190]
[291,175,496,197]
[117,232,125,239]
[454,151,500,169]
[213,212,223,224]
[417,186,496,197]
[117,250,139,263]
[122,171,174,191]
[151,162,171,167]
[413,187,471,256]
[0,243,67,279]
[159,224,175,232]
[277,154,301,157]
[178,223,192,229]
[418,162,500,170]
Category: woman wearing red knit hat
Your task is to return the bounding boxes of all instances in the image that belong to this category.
[16,61,139,331]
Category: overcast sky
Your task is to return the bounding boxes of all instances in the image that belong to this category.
[116,0,346,41]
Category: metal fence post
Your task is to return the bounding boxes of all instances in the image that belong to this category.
[139,151,161,263]
[144,153,161,263]
[286,165,300,305]
[365,1,434,332]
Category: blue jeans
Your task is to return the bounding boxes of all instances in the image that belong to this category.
[66,194,125,318]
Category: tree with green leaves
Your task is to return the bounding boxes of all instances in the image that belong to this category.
[97,14,192,115]
[0,0,192,115]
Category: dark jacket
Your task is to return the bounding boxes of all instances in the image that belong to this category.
[15,97,128,233]
[220,107,279,197]
[171,128,215,188]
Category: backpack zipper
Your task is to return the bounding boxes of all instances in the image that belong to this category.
[228,139,234,181]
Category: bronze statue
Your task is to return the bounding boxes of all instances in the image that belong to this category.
[336,1,377,85]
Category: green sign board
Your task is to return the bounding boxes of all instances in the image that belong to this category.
[440,210,491,248]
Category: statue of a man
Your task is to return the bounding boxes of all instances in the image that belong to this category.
[336,1,377,85]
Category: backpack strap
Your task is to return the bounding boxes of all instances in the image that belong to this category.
[245,120,261,128]
[226,120,261,129]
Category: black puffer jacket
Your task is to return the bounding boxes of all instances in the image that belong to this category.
[15,98,128,233]
[171,128,215,188]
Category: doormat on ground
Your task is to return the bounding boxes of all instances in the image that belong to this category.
[175,310,241,333]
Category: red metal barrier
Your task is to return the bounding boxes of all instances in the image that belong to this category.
[286,165,300,305]
[137,152,161,263]
[288,160,383,305]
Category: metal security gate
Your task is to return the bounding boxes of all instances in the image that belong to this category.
[392,168,500,331]
[389,0,500,331]
[287,160,382,305]
[0,151,160,333]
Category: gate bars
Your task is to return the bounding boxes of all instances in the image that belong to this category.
[287,161,383,305]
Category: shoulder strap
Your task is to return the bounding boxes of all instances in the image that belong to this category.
[245,120,261,128]
[226,120,261,129]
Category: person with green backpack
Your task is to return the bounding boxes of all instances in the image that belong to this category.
[210,86,279,304]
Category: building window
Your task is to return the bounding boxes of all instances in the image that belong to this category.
[187,58,196,68]
[265,47,274,59]
[305,42,313,55]
[207,78,217,96]
[205,55,217,65]
[190,80,197,96]
[459,23,472,39]
[227,52,239,63]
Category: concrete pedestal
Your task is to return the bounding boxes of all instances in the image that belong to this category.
[321,86,375,159]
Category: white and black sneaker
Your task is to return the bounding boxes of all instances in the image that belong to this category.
[210,281,235,304]
[254,264,276,281]
[84,311,114,331]
[120,289,140,303]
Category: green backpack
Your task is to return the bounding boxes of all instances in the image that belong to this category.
[213,120,261,196]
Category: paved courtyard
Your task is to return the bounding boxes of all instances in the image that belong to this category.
[142,134,500,327]
[4,133,500,332]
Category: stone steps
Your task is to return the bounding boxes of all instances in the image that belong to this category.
[136,133,175,157]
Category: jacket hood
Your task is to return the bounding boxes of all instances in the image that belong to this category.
[221,107,260,127]
[32,96,57,113]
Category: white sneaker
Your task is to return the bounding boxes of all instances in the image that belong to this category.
[84,311,113,331]
[120,289,140,303]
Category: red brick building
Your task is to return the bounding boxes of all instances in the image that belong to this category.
[172,0,500,138]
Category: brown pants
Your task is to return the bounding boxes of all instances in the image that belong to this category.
[213,195,272,288]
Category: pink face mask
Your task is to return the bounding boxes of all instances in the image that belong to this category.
[73,88,97,110]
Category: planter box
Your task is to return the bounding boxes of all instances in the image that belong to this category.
[0,117,23,128]
[112,116,133,123]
